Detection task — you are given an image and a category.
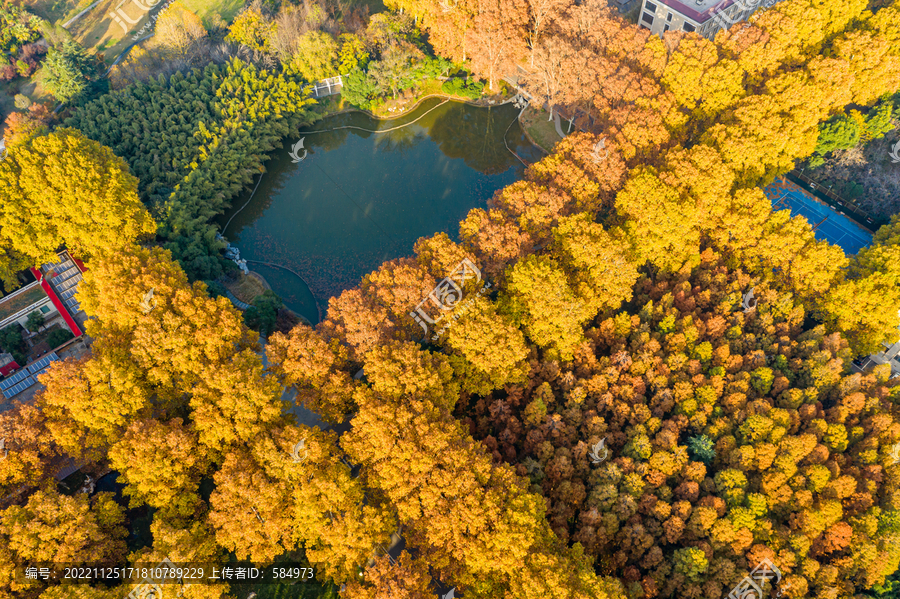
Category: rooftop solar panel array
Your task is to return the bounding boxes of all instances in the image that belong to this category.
[43,256,84,313]
[0,352,61,399]
[2,377,35,399]
[0,368,31,390]
[26,352,59,374]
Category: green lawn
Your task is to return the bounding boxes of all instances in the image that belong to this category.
[182,0,244,28]
[24,0,86,25]
[520,105,562,153]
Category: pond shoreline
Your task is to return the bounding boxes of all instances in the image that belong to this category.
[220,95,542,325]
[312,91,518,124]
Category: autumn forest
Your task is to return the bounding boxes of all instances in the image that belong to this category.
[1,0,900,598]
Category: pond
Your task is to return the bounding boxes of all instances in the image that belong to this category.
[218,97,543,324]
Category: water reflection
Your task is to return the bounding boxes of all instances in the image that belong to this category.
[430,103,522,174]
[218,98,541,324]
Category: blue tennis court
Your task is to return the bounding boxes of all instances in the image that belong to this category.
[765,178,873,255]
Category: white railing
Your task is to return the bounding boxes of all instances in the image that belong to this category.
[310,75,344,98]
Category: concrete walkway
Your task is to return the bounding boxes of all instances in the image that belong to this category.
[62,0,103,28]
[553,110,565,138]
[224,289,251,310]
[257,337,326,430]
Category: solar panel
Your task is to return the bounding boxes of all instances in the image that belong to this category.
[56,277,81,292]
[26,352,59,374]
[2,376,35,399]
[53,268,79,284]
[30,366,53,380]
[0,368,32,390]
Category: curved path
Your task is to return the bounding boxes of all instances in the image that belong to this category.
[244,259,323,323]
[224,289,251,310]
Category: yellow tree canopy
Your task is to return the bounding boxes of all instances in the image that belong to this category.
[551,214,640,317]
[613,169,700,272]
[0,402,63,495]
[444,295,531,395]
[37,330,156,448]
[499,254,590,360]
[207,447,295,563]
[343,552,434,599]
[155,1,207,55]
[76,245,255,389]
[266,323,358,423]
[0,490,127,564]
[248,425,396,581]
[0,128,156,267]
[107,417,210,520]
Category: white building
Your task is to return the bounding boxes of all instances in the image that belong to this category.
[0,281,57,332]
[637,0,780,40]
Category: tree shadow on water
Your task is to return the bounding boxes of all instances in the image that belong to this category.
[429,103,522,175]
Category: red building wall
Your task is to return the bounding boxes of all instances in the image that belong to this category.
[29,267,82,338]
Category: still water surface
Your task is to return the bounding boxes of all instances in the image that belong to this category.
[218,98,542,324]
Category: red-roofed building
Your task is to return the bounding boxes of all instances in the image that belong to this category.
[0,353,18,376]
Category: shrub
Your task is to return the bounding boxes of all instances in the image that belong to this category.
[203,280,227,299]
[244,290,283,337]
[0,325,26,365]
[441,77,484,99]
[0,61,17,81]
[47,328,74,348]
[25,310,44,332]
[41,40,105,104]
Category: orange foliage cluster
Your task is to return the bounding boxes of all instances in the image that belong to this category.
[465,252,900,598]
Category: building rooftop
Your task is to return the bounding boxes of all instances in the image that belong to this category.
[650,0,740,22]
[0,282,48,324]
